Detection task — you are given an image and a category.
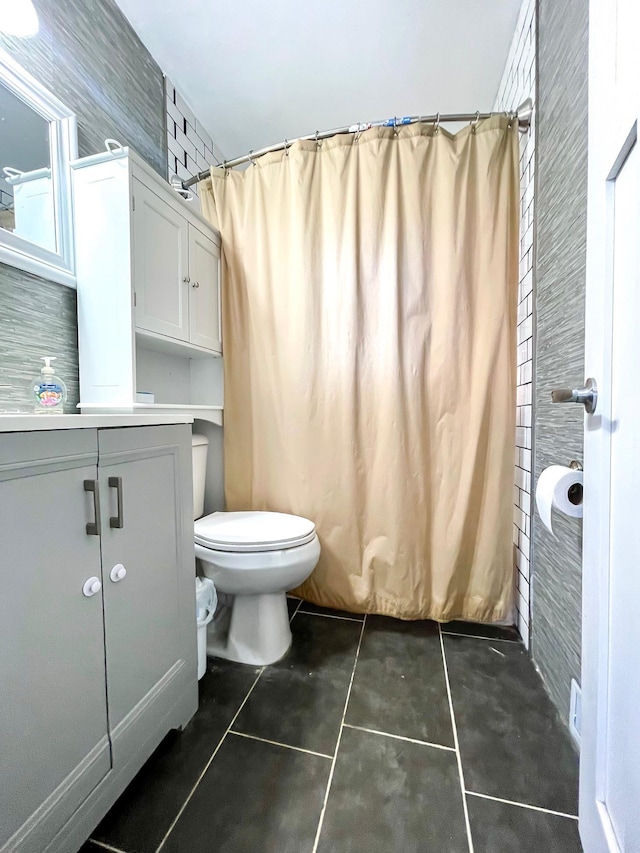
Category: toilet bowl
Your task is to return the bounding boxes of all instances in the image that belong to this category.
[190,435,320,666]
[195,512,320,665]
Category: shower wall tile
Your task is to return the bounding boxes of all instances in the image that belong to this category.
[532,0,588,725]
[494,0,536,648]
[165,77,225,200]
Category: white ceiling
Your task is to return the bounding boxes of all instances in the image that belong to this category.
[115,0,522,161]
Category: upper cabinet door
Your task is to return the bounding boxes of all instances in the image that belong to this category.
[188,224,222,353]
[133,178,189,342]
[0,430,110,853]
[97,426,195,765]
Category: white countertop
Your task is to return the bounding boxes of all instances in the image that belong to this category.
[0,413,195,432]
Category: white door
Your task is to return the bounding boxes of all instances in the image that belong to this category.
[188,223,222,353]
[132,178,190,342]
[581,0,640,851]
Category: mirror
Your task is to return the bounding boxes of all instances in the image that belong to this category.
[0,47,77,287]
[0,80,55,253]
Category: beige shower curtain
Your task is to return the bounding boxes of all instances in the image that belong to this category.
[200,116,519,622]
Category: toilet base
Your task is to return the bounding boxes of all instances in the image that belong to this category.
[206,591,292,666]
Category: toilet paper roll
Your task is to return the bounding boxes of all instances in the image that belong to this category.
[535,465,583,535]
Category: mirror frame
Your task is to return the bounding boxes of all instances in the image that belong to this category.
[0,46,77,287]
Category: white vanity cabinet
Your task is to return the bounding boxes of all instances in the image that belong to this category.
[0,423,197,853]
[71,148,223,426]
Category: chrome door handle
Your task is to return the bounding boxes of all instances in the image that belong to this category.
[182,275,190,283]
[84,479,101,536]
[551,377,598,414]
[108,476,124,528]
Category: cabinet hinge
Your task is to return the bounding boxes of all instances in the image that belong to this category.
[132,196,135,212]
[133,292,137,307]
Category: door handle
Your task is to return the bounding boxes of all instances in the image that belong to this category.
[84,480,101,536]
[108,476,124,528]
[551,377,598,414]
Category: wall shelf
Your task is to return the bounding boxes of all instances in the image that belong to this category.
[78,403,223,427]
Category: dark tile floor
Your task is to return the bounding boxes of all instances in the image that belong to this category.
[82,599,582,853]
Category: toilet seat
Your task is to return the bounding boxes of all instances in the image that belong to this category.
[194,511,316,553]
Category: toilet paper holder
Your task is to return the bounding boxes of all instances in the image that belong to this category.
[551,377,598,414]
[569,460,583,471]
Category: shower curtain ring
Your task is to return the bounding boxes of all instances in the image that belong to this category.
[434,112,440,135]
[472,111,480,133]
[393,116,399,136]
[248,150,257,166]
[284,138,290,157]
[315,130,322,148]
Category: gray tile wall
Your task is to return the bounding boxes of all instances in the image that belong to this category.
[0,266,79,412]
[0,0,166,411]
[532,0,588,722]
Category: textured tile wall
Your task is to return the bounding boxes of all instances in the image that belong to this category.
[166,78,225,196]
[494,0,536,648]
[0,265,79,412]
[532,0,588,723]
[0,0,166,410]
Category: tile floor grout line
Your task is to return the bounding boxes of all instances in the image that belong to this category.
[311,613,367,853]
[342,723,456,752]
[465,790,579,820]
[228,729,333,759]
[154,666,265,853]
[440,631,519,643]
[88,840,129,853]
[298,610,363,623]
[439,624,475,853]
[289,599,303,622]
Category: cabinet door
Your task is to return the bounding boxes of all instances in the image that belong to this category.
[188,224,222,353]
[0,431,111,853]
[133,178,190,342]
[97,426,196,765]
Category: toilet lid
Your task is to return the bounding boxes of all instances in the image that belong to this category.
[194,511,317,553]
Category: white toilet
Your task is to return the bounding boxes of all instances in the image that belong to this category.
[191,434,320,666]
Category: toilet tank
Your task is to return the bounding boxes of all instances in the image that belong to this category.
[191,434,209,520]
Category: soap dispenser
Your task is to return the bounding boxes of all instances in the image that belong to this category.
[31,357,67,414]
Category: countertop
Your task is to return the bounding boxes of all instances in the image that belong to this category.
[0,413,195,432]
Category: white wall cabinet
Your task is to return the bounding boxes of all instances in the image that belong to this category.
[0,424,197,853]
[188,224,222,353]
[72,148,223,427]
[132,177,190,343]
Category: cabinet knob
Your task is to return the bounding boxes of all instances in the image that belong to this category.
[83,577,102,597]
[183,275,190,284]
[110,564,127,583]
[192,280,200,288]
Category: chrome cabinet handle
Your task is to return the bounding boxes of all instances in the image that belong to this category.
[191,280,200,288]
[551,377,598,414]
[108,476,124,529]
[183,275,190,283]
[84,479,101,536]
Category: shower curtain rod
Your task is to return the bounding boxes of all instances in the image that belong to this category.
[180,98,532,188]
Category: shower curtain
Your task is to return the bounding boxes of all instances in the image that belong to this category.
[200,116,519,622]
